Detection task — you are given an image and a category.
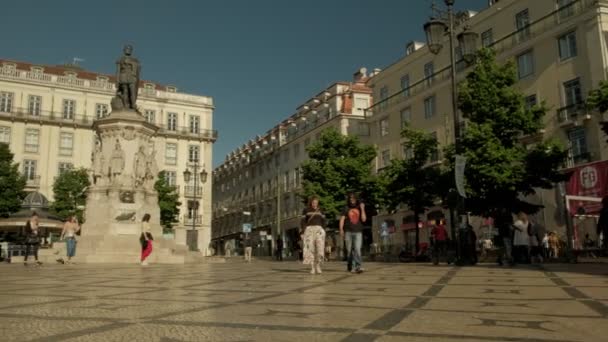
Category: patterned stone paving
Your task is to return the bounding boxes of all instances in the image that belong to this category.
[0,261,607,341]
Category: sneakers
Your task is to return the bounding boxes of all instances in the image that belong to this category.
[351,267,363,274]
[310,268,316,274]
[315,265,322,274]
[141,260,149,266]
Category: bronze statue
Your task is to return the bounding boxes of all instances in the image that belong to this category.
[115,45,141,111]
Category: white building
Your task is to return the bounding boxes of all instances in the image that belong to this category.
[0,58,216,253]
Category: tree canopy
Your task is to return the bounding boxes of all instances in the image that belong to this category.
[453,48,568,216]
[51,168,90,222]
[0,143,26,218]
[155,171,181,233]
[300,128,380,227]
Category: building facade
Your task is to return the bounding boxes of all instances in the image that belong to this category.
[0,59,216,253]
[364,0,608,249]
[212,69,373,256]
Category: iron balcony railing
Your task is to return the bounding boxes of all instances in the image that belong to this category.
[183,215,202,226]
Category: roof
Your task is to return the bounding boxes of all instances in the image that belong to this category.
[0,58,166,90]
[22,191,49,209]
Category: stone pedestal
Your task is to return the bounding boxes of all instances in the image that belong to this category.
[78,109,184,264]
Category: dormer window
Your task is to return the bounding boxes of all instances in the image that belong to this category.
[65,71,77,80]
[96,76,108,82]
[3,63,16,74]
[166,86,177,93]
[31,66,43,74]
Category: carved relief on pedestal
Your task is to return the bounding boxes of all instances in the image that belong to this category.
[110,139,126,180]
[122,126,136,141]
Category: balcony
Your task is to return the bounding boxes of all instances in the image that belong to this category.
[25,175,41,189]
[0,107,94,128]
[183,215,202,226]
[183,185,203,198]
[156,124,218,142]
[566,152,592,168]
[557,104,590,127]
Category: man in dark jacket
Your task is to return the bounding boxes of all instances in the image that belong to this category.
[597,196,608,254]
[494,207,514,266]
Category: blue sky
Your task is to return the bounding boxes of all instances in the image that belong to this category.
[1,0,488,167]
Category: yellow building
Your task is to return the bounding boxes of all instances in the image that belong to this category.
[0,59,217,253]
[364,0,608,248]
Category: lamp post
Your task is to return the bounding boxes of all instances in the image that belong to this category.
[183,161,208,251]
[423,0,478,263]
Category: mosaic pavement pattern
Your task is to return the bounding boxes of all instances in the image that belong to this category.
[1,260,607,341]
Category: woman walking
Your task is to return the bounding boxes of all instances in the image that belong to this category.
[24,212,42,266]
[60,216,81,264]
[302,196,326,274]
[140,213,153,266]
[513,211,531,264]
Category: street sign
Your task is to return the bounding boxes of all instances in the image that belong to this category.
[242,223,252,233]
[455,155,467,198]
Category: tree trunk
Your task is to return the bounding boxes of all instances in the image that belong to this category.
[414,208,420,256]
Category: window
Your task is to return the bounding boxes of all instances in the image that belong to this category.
[188,145,200,163]
[95,103,109,119]
[189,115,200,134]
[568,127,588,161]
[28,95,42,116]
[165,171,177,186]
[62,99,76,119]
[166,86,177,93]
[358,122,370,136]
[304,138,311,148]
[0,126,10,145]
[23,160,37,180]
[58,162,73,175]
[187,200,199,219]
[400,107,411,127]
[295,168,301,187]
[424,62,434,85]
[59,132,74,156]
[25,129,39,153]
[165,143,177,165]
[400,75,410,97]
[558,0,575,19]
[517,50,534,79]
[167,112,177,131]
[516,9,530,41]
[144,110,156,124]
[381,150,391,167]
[354,97,369,111]
[0,92,13,112]
[424,95,436,119]
[379,86,389,111]
[558,31,577,60]
[525,95,537,109]
[402,143,413,160]
[284,171,290,190]
[380,118,389,137]
[481,29,494,48]
[294,144,300,157]
[563,78,582,106]
[283,149,289,162]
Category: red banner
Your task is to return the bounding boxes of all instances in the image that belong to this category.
[566,160,608,215]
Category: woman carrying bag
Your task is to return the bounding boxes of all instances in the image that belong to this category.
[301,196,326,274]
[140,213,153,266]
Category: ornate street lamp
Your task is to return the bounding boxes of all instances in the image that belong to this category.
[423,0,478,265]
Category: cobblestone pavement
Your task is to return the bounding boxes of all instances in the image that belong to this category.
[1,260,607,342]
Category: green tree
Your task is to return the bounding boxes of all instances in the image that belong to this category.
[0,143,27,218]
[301,128,380,228]
[155,171,181,233]
[380,125,441,254]
[452,48,568,216]
[51,168,91,222]
[586,80,608,141]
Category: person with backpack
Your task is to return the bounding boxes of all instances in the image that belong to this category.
[339,193,366,273]
[23,212,42,266]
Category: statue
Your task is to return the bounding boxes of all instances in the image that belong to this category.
[92,143,106,185]
[134,145,147,186]
[110,139,125,179]
[114,44,141,111]
[143,149,159,191]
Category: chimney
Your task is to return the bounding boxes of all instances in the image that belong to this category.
[372,68,382,76]
[353,67,367,82]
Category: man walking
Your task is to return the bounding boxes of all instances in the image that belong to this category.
[243,235,252,263]
[431,219,448,265]
[495,207,514,266]
[339,193,366,273]
[276,236,284,261]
